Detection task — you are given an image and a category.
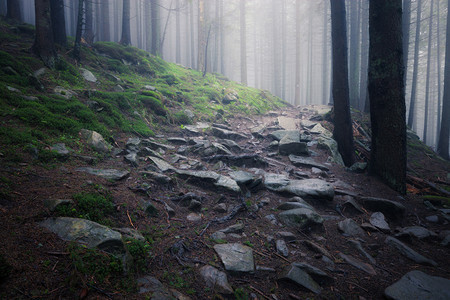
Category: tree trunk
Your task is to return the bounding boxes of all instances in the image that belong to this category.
[322,0,329,105]
[360,0,369,112]
[73,0,84,61]
[348,0,361,108]
[219,0,224,74]
[306,1,313,104]
[423,0,434,144]
[436,0,442,145]
[407,0,422,129]
[295,0,301,106]
[402,0,411,87]
[101,0,110,41]
[49,0,66,46]
[84,0,94,44]
[272,0,280,96]
[120,0,131,46]
[368,0,406,194]
[33,0,57,68]
[197,0,205,72]
[151,0,160,55]
[281,0,287,100]
[330,0,355,167]
[175,0,181,63]
[240,0,247,85]
[7,0,21,21]
[437,0,450,160]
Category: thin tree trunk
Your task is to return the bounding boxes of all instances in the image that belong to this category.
[360,0,369,112]
[160,0,173,57]
[402,0,411,87]
[151,0,160,55]
[190,0,195,67]
[33,0,57,68]
[176,0,181,63]
[7,0,21,21]
[368,0,406,193]
[50,0,66,46]
[197,0,205,72]
[330,0,355,167]
[101,0,110,41]
[272,0,279,96]
[349,0,361,108]
[306,1,313,104]
[219,0,224,74]
[84,0,94,44]
[120,0,131,46]
[407,0,422,129]
[436,0,442,145]
[295,0,301,106]
[240,0,247,85]
[281,0,287,100]
[322,0,329,105]
[73,0,84,61]
[423,0,434,144]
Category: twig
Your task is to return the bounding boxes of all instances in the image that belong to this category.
[253,249,271,258]
[348,281,369,292]
[126,210,136,229]
[250,286,271,300]
[273,252,291,264]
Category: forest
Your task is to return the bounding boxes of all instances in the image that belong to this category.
[0,0,449,299]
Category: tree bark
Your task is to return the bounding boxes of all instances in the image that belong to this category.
[197,0,205,72]
[360,0,369,112]
[101,0,110,41]
[437,0,450,160]
[402,0,411,88]
[176,0,181,63]
[322,0,329,105]
[281,0,287,100]
[423,0,434,144]
[295,0,301,106]
[436,0,442,144]
[33,0,57,68]
[330,0,355,167]
[240,0,247,85]
[151,0,160,55]
[348,0,361,108]
[49,0,66,46]
[73,0,84,61]
[368,0,406,194]
[84,0,94,44]
[120,0,131,46]
[7,0,21,21]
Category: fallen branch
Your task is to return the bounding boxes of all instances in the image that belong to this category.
[126,210,136,229]
[407,175,450,196]
[250,286,271,300]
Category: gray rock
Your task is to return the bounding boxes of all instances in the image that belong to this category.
[50,143,70,157]
[441,235,450,247]
[76,167,130,181]
[176,169,241,193]
[338,219,365,236]
[251,124,266,138]
[265,214,279,226]
[33,67,46,77]
[278,208,324,230]
[277,201,314,211]
[54,86,76,99]
[113,227,145,241]
[310,123,332,137]
[188,200,201,211]
[142,139,175,151]
[126,137,141,148]
[347,239,376,264]
[269,130,298,141]
[279,132,308,156]
[211,127,248,141]
[124,152,138,166]
[277,231,297,242]
[80,68,97,82]
[40,217,124,254]
[214,243,255,272]
[213,203,227,213]
[222,90,238,104]
[338,253,376,275]
[211,231,227,241]
[140,171,172,184]
[143,85,156,91]
[137,276,191,299]
[302,240,331,258]
[80,129,112,153]
[218,139,242,153]
[281,179,335,200]
[199,265,233,294]
[425,215,439,223]
[220,223,244,234]
[361,197,406,219]
[167,137,187,145]
[43,199,73,212]
[289,155,329,171]
[395,226,437,241]
[317,136,344,166]
[229,171,257,185]
[348,162,367,173]
[215,175,242,193]
[147,156,175,172]
[279,264,322,294]
[300,120,317,129]
[384,270,450,300]
[342,196,365,214]
[184,109,195,119]
[144,202,159,217]
[385,236,437,266]
[369,212,390,232]
[186,213,202,222]
[7,86,21,93]
[292,262,334,284]
[276,239,289,257]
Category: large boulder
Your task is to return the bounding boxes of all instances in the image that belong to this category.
[199,265,233,294]
[278,131,308,156]
[214,243,254,273]
[80,129,112,153]
[278,208,324,230]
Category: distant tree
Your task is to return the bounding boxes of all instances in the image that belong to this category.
[402,0,411,87]
[33,0,57,68]
[294,0,301,106]
[437,0,450,160]
[423,0,434,144]
[348,0,361,108]
[240,0,247,85]
[151,0,160,56]
[368,0,406,193]
[49,0,66,46]
[189,0,195,67]
[7,0,21,22]
[436,0,442,143]
[197,0,205,72]
[120,0,131,46]
[73,0,84,61]
[101,0,110,41]
[84,0,94,44]
[176,0,181,64]
[322,0,329,105]
[281,0,287,100]
[330,0,354,167]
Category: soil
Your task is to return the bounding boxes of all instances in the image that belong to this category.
[0,106,449,300]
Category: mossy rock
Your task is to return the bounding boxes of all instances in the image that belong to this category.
[423,195,450,207]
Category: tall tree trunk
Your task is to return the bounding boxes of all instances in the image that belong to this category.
[50,0,66,46]
[145,0,151,51]
[7,0,21,21]
[240,0,247,85]
[213,0,219,73]
[407,0,422,129]
[151,0,160,55]
[322,0,329,105]
[84,0,94,44]
[437,0,450,160]
[360,0,369,112]
[281,0,287,100]
[33,0,57,68]
[101,0,110,41]
[368,0,406,193]
[423,0,434,144]
[120,0,131,46]
[219,0,224,74]
[306,1,313,104]
[348,0,361,108]
[73,0,84,61]
[190,0,195,67]
[402,0,411,87]
[436,0,442,144]
[197,0,205,72]
[176,0,181,63]
[330,0,355,167]
[272,0,280,96]
[295,0,301,106]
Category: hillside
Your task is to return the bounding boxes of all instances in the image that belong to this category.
[1,19,450,300]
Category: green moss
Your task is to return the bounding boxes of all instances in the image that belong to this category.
[139,96,167,116]
[173,111,193,125]
[124,238,152,274]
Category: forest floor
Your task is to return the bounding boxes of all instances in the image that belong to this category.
[0,104,449,299]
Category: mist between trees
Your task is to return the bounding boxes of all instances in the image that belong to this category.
[2,0,448,154]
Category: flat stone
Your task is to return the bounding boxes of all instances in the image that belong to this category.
[282,179,335,200]
[277,231,297,242]
[211,127,248,141]
[211,231,227,241]
[302,240,331,258]
[124,152,138,166]
[167,137,187,145]
[199,265,233,295]
[142,140,175,151]
[292,262,334,284]
[80,68,97,82]
[80,129,112,153]
[278,208,324,230]
[277,201,314,211]
[338,219,365,237]
[43,199,73,212]
[76,167,130,181]
[338,253,376,275]
[40,217,123,254]
[384,270,450,300]
[361,197,406,219]
[289,155,329,171]
[347,239,376,265]
[279,264,322,294]
[369,212,390,232]
[54,86,77,99]
[279,132,308,156]
[385,236,437,266]
[147,156,175,172]
[214,243,254,273]
[276,239,289,257]
[186,213,202,222]
[50,143,70,157]
[348,162,367,173]
[229,171,257,185]
[140,171,172,184]
[219,223,244,234]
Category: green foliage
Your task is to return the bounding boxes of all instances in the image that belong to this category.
[161,74,178,85]
[55,58,82,86]
[234,288,249,300]
[173,111,193,125]
[243,241,254,248]
[125,239,152,274]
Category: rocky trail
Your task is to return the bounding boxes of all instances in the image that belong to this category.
[1,105,449,299]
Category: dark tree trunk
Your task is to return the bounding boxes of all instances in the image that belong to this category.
[437,0,450,160]
[402,0,411,87]
[101,0,110,41]
[360,0,369,112]
[436,0,442,143]
[423,0,434,144]
[197,0,205,72]
[73,0,84,61]
[240,0,247,85]
[348,0,361,108]
[272,0,280,96]
[49,0,66,46]
[175,0,181,63]
[368,0,406,194]
[84,0,94,44]
[120,0,131,46]
[7,0,21,21]
[295,0,301,105]
[330,0,355,167]
[151,0,160,55]
[33,0,57,68]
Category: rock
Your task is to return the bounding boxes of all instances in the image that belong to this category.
[113,227,145,241]
[54,86,76,99]
[338,253,376,275]
[186,213,202,222]
[338,219,365,237]
[279,132,308,156]
[43,199,73,212]
[265,214,279,226]
[219,223,244,234]
[137,275,191,299]
[211,127,248,141]
[425,215,439,223]
[214,243,254,273]
[276,239,289,257]
[341,196,365,214]
[278,116,299,130]
[184,109,195,119]
[361,197,406,219]
[143,85,156,91]
[218,139,242,153]
[277,231,297,242]
[80,68,97,82]
[385,236,437,266]
[289,155,329,171]
[50,143,70,158]
[206,154,268,168]
[269,130,298,141]
[278,208,324,230]
[302,240,331,258]
[281,179,335,200]
[140,171,172,184]
[215,175,242,193]
[317,136,345,166]
[213,203,227,213]
[310,123,332,137]
[144,202,159,217]
[124,152,138,166]
[251,124,266,138]
[188,200,201,211]
[40,217,124,254]
[279,264,322,294]
[292,262,334,284]
[21,95,38,101]
[80,129,112,153]
[7,86,21,93]
[147,156,175,172]
[33,67,46,77]
[441,235,450,247]
[347,239,376,265]
[361,222,378,232]
[176,169,241,193]
[199,265,233,294]
[384,270,450,300]
[222,90,238,104]
[277,201,314,211]
[301,120,317,129]
[348,162,367,173]
[76,167,130,181]
[369,212,390,232]
[167,137,187,145]
[142,139,175,151]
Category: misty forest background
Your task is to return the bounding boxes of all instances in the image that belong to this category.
[2,0,448,154]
